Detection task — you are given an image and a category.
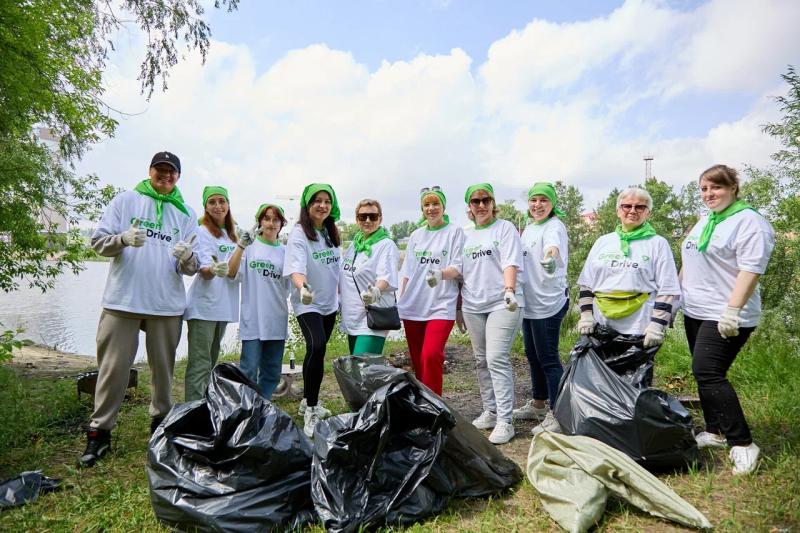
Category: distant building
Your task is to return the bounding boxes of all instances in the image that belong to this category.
[34,127,70,235]
[581,211,597,227]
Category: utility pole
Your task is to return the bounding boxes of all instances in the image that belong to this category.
[643,155,654,181]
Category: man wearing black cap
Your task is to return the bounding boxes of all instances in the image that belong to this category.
[79,151,199,467]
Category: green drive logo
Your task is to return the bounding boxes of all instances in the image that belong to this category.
[249,259,282,280]
[131,217,161,230]
[312,249,338,265]
[415,249,440,265]
[130,217,175,242]
[219,244,236,254]
[464,244,493,260]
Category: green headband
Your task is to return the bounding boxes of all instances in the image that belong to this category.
[420,189,447,209]
[301,183,340,222]
[202,185,229,208]
[527,182,566,217]
[255,202,285,221]
[464,183,494,203]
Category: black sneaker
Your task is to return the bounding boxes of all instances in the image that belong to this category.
[150,416,165,435]
[78,429,111,468]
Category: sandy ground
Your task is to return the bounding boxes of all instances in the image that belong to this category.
[7,345,96,378]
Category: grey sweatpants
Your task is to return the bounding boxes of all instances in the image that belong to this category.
[463,307,522,423]
[90,309,182,430]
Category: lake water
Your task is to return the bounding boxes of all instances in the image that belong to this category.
[0,262,241,362]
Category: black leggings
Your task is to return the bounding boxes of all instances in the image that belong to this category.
[684,315,754,446]
[297,312,337,406]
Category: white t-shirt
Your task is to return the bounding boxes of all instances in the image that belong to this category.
[461,219,524,314]
[681,209,774,327]
[520,217,569,319]
[577,232,680,334]
[398,223,465,321]
[94,190,197,316]
[339,238,400,337]
[283,224,341,316]
[240,239,290,341]
[184,225,241,322]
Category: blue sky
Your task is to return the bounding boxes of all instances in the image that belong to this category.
[80,0,800,227]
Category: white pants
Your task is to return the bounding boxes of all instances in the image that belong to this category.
[463,308,522,423]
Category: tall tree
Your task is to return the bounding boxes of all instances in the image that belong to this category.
[389,220,416,242]
[496,199,525,231]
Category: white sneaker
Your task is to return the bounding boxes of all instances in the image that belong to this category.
[513,400,549,421]
[695,431,728,449]
[298,399,331,418]
[303,406,321,439]
[730,443,760,475]
[488,421,515,444]
[471,410,497,430]
[532,411,563,435]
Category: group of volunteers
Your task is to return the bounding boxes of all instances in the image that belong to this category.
[79,151,774,477]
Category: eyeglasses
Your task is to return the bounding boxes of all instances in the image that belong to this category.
[619,204,649,213]
[356,212,381,222]
[420,185,442,194]
[469,197,493,207]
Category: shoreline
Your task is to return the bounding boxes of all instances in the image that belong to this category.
[7,344,96,378]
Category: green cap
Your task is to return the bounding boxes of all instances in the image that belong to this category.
[202,185,229,207]
[301,183,340,222]
[464,183,494,203]
[527,182,566,217]
[255,202,285,221]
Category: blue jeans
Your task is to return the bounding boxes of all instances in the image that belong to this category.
[240,339,286,398]
[521,300,568,408]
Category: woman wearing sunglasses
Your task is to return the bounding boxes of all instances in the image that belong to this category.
[514,182,570,434]
[398,186,465,395]
[283,183,342,438]
[460,183,524,445]
[571,187,681,432]
[339,199,399,355]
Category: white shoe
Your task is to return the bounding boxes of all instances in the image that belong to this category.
[472,410,497,430]
[730,443,760,475]
[695,431,728,449]
[532,411,563,435]
[298,399,331,418]
[488,421,515,444]
[513,400,548,421]
[303,406,322,439]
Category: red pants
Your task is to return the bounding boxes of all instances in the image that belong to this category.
[403,319,454,396]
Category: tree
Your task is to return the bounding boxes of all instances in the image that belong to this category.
[336,220,360,242]
[0,0,239,292]
[390,220,416,242]
[496,199,525,231]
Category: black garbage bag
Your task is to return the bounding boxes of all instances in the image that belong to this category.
[553,348,698,470]
[332,354,389,411]
[575,325,660,389]
[0,471,62,509]
[147,363,315,532]
[314,363,523,533]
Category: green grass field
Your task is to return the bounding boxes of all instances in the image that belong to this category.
[0,312,798,532]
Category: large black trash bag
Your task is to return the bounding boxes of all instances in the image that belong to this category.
[0,471,62,509]
[147,363,315,532]
[574,325,660,388]
[332,354,389,411]
[314,364,523,533]
[553,348,698,470]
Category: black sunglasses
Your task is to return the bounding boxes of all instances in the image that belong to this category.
[356,212,381,222]
[469,197,493,206]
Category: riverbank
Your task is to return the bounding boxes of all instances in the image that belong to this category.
[9,344,95,378]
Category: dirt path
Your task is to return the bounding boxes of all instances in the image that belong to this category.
[7,345,95,378]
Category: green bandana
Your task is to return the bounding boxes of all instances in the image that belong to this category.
[464,183,494,203]
[615,221,657,257]
[301,183,340,222]
[255,202,285,221]
[352,226,390,257]
[418,189,450,228]
[698,200,754,252]
[134,179,189,225]
[528,182,566,219]
[202,185,228,207]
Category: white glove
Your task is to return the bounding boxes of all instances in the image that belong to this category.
[718,306,741,339]
[643,322,666,348]
[121,219,146,247]
[540,255,556,275]
[209,255,229,277]
[426,269,443,288]
[577,310,595,335]
[237,224,260,248]
[300,282,314,305]
[360,284,382,305]
[172,234,197,263]
[504,289,519,312]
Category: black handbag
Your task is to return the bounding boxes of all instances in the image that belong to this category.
[351,251,401,331]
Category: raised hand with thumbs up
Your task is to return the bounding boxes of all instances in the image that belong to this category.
[121,218,146,247]
[172,233,197,263]
[209,255,229,277]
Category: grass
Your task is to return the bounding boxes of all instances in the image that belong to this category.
[0,313,798,532]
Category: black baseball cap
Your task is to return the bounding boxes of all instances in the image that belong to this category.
[150,151,181,173]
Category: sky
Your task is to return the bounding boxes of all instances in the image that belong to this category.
[77,0,800,229]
